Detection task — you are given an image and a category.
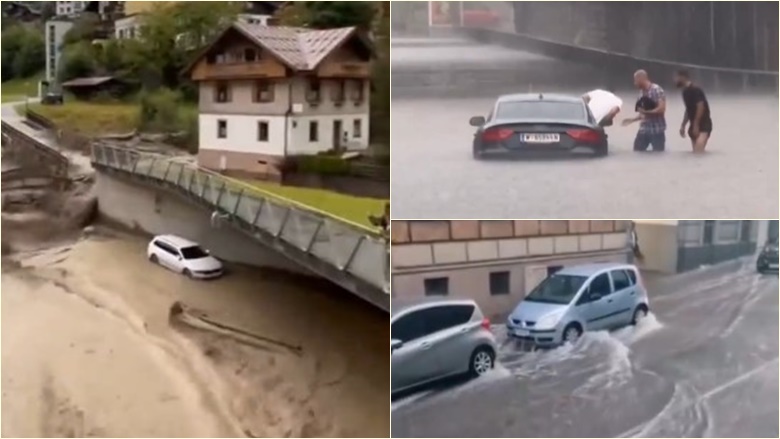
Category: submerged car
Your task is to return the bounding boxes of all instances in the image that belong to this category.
[147,234,224,279]
[470,93,608,159]
[506,263,649,349]
[391,298,498,395]
[756,240,779,273]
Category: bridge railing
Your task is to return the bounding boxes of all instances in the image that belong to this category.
[92,144,389,307]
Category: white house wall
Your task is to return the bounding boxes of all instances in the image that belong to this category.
[288,114,370,155]
[199,114,286,158]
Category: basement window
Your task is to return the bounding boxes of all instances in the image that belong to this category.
[217,120,227,139]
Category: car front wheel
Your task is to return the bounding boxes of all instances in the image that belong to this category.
[562,323,582,344]
[149,253,158,264]
[469,347,494,377]
[632,305,648,325]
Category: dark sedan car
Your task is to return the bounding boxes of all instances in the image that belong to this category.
[757,240,778,273]
[470,93,608,159]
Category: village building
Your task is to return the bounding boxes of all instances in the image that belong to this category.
[183,21,373,178]
[634,220,777,274]
[391,220,631,320]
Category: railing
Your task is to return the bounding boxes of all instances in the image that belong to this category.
[461,28,779,91]
[91,143,390,311]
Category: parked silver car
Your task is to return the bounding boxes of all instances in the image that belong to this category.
[506,263,650,348]
[391,299,498,395]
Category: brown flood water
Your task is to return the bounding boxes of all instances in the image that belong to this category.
[1,231,389,438]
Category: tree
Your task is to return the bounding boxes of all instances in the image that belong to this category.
[58,41,98,82]
[1,24,45,81]
[277,2,378,31]
[136,1,241,90]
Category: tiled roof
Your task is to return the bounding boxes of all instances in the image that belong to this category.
[234,22,358,71]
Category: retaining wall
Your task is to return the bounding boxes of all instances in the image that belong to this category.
[95,171,305,274]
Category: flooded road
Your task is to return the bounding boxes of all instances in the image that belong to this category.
[391,42,779,219]
[391,260,779,438]
[2,231,389,437]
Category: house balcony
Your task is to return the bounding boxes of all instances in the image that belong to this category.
[316,61,372,79]
[191,61,288,81]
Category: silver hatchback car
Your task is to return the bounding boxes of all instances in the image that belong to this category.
[391,299,498,395]
[506,263,650,348]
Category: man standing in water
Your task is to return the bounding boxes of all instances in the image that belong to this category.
[674,69,712,153]
[582,88,623,127]
[621,70,667,152]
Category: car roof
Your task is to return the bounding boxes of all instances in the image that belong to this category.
[391,297,478,317]
[556,262,638,277]
[496,93,583,104]
[153,234,199,248]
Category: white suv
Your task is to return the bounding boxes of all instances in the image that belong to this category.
[147,235,223,279]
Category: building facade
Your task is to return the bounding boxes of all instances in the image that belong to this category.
[56,1,87,17]
[635,220,776,274]
[45,18,74,82]
[391,220,631,320]
[184,22,372,178]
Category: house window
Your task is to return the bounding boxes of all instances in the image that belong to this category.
[351,79,364,101]
[214,82,230,103]
[308,121,319,142]
[119,29,125,39]
[129,27,135,39]
[244,48,257,62]
[253,80,273,103]
[257,121,269,142]
[678,221,704,247]
[716,220,741,243]
[424,277,449,296]
[307,80,321,102]
[547,265,563,276]
[489,271,510,295]
[331,80,346,102]
[217,120,227,139]
[353,119,362,138]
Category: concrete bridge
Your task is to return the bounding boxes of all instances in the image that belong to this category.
[92,144,390,312]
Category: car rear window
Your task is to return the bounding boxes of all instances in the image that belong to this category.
[495,101,586,121]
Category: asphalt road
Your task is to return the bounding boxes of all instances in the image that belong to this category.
[391,261,779,438]
[391,44,779,219]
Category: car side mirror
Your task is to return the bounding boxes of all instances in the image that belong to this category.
[469,116,486,127]
[391,339,403,352]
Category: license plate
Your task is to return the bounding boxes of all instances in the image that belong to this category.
[521,133,560,143]
[514,329,530,337]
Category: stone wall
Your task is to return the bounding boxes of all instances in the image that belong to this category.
[95,170,306,274]
[391,221,630,319]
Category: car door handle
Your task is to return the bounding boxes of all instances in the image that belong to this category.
[459,327,468,333]
[420,341,433,350]
[629,291,636,296]
[607,299,614,303]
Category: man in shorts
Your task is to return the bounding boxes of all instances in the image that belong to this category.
[674,69,712,154]
[582,89,623,127]
[621,70,667,152]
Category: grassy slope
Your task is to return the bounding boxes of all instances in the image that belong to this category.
[28,101,140,136]
[1,72,44,102]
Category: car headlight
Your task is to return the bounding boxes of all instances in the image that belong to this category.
[536,310,565,330]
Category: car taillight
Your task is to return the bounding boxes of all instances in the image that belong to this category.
[481,318,491,331]
[482,128,513,142]
[566,129,601,143]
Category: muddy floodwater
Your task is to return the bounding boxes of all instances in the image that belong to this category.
[1,231,389,438]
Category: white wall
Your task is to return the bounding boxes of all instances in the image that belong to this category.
[115,15,142,39]
[199,114,286,157]
[288,114,370,155]
[45,20,74,82]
